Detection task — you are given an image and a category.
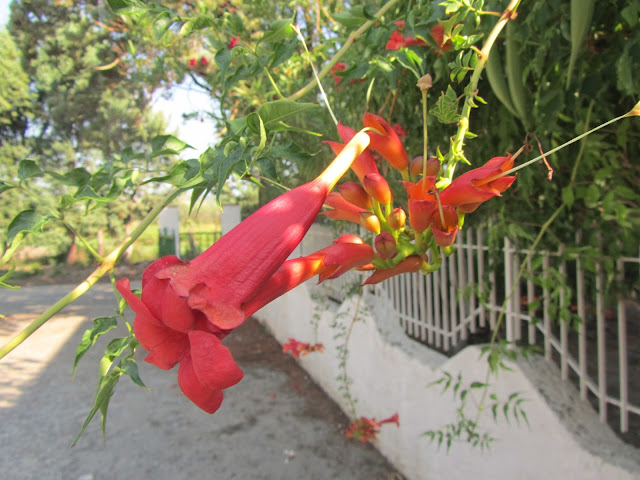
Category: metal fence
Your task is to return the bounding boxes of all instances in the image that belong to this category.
[310,226,639,442]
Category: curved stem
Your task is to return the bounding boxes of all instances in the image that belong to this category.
[286,0,404,101]
[0,188,183,360]
[472,204,565,426]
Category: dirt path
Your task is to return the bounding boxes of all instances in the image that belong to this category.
[0,280,404,480]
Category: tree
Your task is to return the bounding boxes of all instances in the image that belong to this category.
[5,0,175,263]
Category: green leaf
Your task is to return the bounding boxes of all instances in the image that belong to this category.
[261,18,294,43]
[72,317,118,378]
[268,40,298,68]
[215,47,232,80]
[144,159,202,187]
[18,160,42,181]
[333,6,369,28]
[6,210,50,245]
[71,371,121,447]
[150,135,192,158]
[561,186,574,208]
[105,336,131,357]
[119,357,147,388]
[106,0,148,14]
[431,86,461,124]
[179,14,216,36]
[256,100,319,130]
[247,113,267,160]
[0,180,15,196]
[46,167,92,187]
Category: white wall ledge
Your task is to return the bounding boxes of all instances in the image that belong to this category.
[253,281,640,480]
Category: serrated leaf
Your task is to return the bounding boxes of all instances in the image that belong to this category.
[106,0,147,13]
[18,160,42,181]
[261,18,294,43]
[179,14,216,36]
[333,6,368,28]
[71,372,121,447]
[46,167,92,187]
[119,357,147,388]
[6,210,50,245]
[72,317,119,378]
[215,47,232,80]
[144,159,202,187]
[256,100,319,130]
[105,336,131,357]
[150,135,192,158]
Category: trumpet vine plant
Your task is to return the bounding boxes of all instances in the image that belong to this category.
[1,0,638,448]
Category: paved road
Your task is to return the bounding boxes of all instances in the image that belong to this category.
[0,283,402,480]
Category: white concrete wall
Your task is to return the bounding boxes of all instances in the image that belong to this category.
[253,281,640,480]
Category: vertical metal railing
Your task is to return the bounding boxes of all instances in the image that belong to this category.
[306,225,639,439]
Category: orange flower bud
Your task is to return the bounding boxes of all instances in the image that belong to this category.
[374,233,397,259]
[359,211,381,234]
[338,182,372,209]
[387,207,406,230]
[362,173,392,205]
[410,156,441,177]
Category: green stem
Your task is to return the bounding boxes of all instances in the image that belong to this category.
[472,102,597,427]
[64,223,103,263]
[286,0,404,101]
[422,89,429,178]
[507,111,628,177]
[472,204,565,426]
[0,188,183,360]
[447,0,522,178]
[294,25,339,125]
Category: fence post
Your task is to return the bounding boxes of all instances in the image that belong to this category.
[504,236,514,342]
[617,258,629,432]
[158,206,180,258]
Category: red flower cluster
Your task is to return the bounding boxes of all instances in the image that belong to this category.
[282,338,325,358]
[117,104,518,415]
[329,62,365,90]
[345,413,400,443]
[385,21,452,55]
[320,113,516,282]
[228,36,241,49]
[188,57,209,68]
[330,62,348,85]
[117,133,371,413]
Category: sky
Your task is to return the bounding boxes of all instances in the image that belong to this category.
[1,0,217,156]
[0,0,9,27]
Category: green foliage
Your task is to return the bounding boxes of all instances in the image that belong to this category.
[2,0,638,449]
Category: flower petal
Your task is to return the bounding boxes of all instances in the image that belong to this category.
[188,330,244,391]
[364,256,425,285]
[143,332,189,370]
[178,352,225,414]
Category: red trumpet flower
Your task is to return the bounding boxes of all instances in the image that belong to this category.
[243,235,375,317]
[325,123,380,183]
[364,255,425,285]
[439,154,516,213]
[116,133,370,414]
[362,113,409,172]
[431,205,459,247]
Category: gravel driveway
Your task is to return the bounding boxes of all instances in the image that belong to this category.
[0,283,402,480]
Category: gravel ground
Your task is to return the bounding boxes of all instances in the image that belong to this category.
[0,280,404,480]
